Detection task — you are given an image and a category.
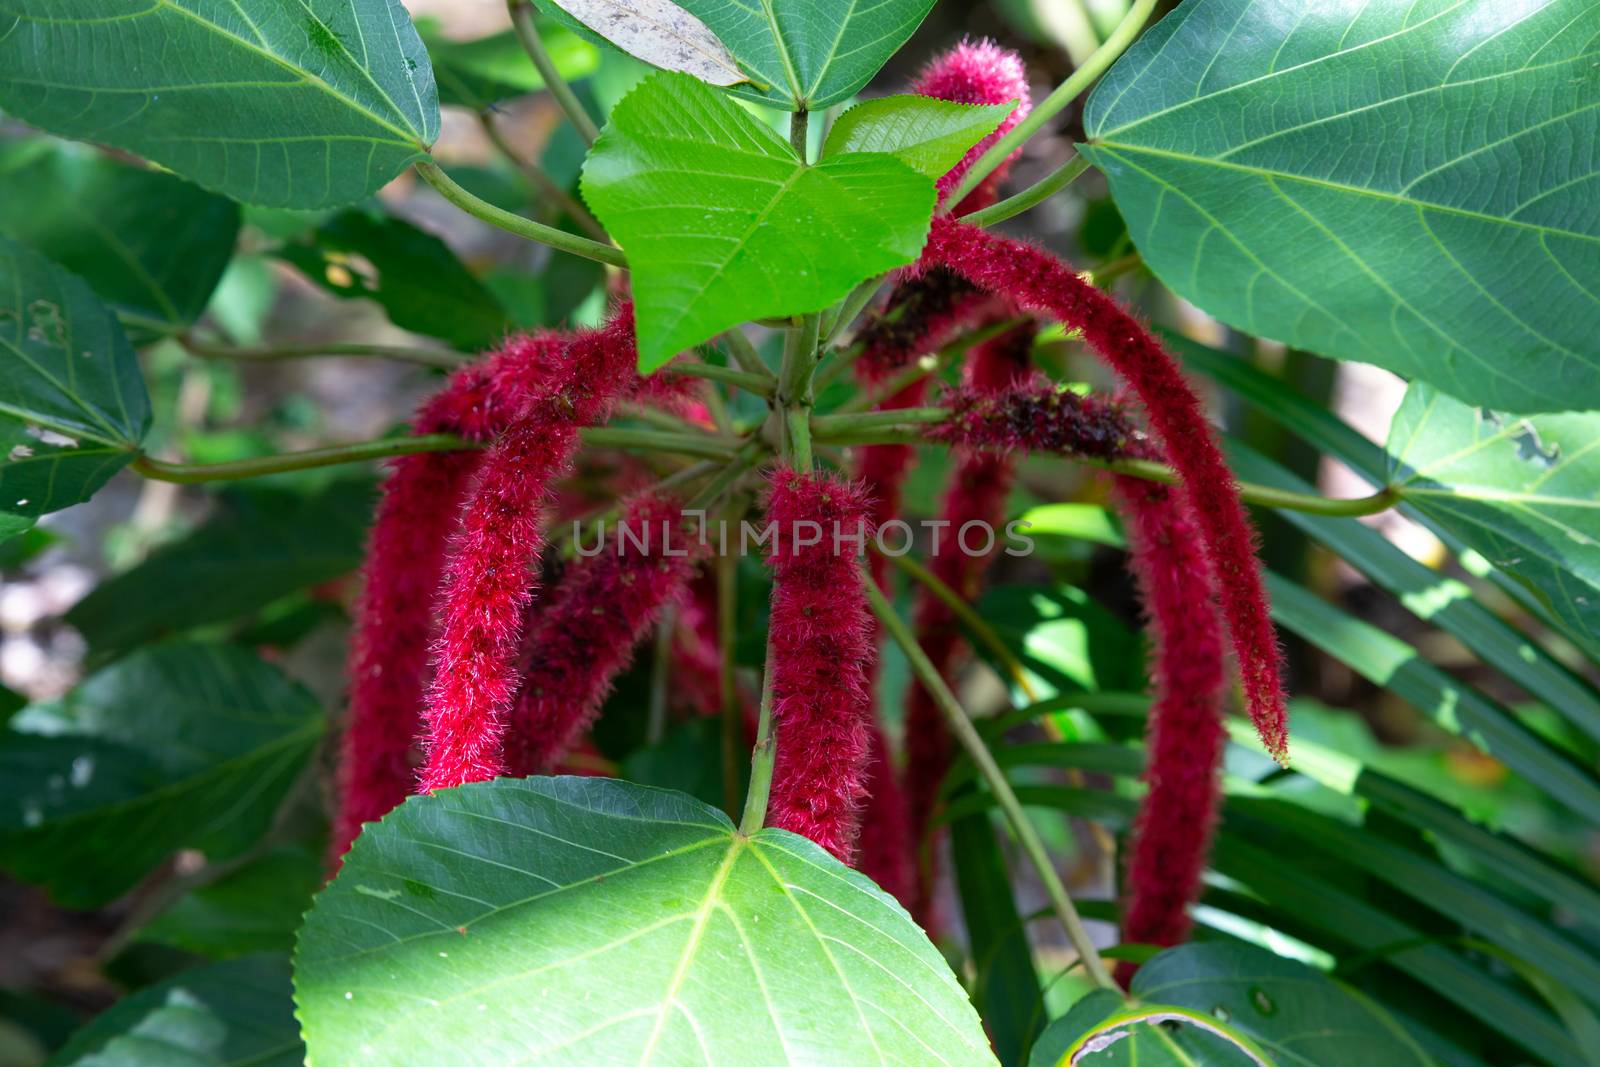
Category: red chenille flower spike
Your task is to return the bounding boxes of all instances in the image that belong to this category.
[854,723,917,907]
[912,39,1033,214]
[931,377,1136,459]
[1111,472,1227,979]
[763,468,879,862]
[920,216,1289,762]
[331,333,567,861]
[418,306,640,793]
[501,492,702,776]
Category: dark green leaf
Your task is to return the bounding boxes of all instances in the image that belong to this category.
[279,210,508,349]
[422,19,598,110]
[1386,383,1600,660]
[582,72,935,369]
[1084,0,1600,412]
[0,0,440,209]
[135,845,324,960]
[48,955,301,1067]
[972,584,1143,703]
[0,642,324,907]
[295,776,996,1065]
[1031,943,1428,1066]
[0,143,239,339]
[822,96,1012,180]
[66,478,373,660]
[1265,571,1600,824]
[0,236,148,522]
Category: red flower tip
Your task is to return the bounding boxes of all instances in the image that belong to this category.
[762,468,879,862]
[932,378,1136,459]
[1111,473,1228,973]
[913,39,1033,212]
[502,491,704,776]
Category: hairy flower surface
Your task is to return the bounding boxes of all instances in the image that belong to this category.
[933,378,1135,459]
[912,39,1033,214]
[502,492,701,775]
[764,468,879,862]
[332,334,566,860]
[921,216,1288,761]
[418,307,640,793]
[1111,472,1227,978]
[855,723,916,907]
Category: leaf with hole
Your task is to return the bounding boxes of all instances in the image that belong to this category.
[48,955,301,1067]
[0,642,324,907]
[1083,0,1600,412]
[0,0,440,209]
[1386,383,1600,664]
[0,236,149,525]
[294,776,996,1065]
[821,96,1013,180]
[0,143,240,340]
[582,72,935,370]
[1029,943,1427,1066]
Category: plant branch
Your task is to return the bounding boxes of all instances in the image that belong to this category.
[944,0,1158,210]
[664,361,776,397]
[184,336,468,368]
[777,314,821,468]
[822,274,884,346]
[739,636,779,835]
[415,160,625,267]
[720,328,777,381]
[830,317,1030,414]
[580,427,742,460]
[130,435,475,483]
[477,109,608,240]
[963,155,1092,228]
[810,406,948,435]
[507,0,601,146]
[863,580,1117,990]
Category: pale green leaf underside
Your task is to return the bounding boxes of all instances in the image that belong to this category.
[0,0,440,208]
[661,0,935,110]
[822,96,1012,180]
[0,235,149,521]
[1083,0,1600,413]
[1386,382,1600,653]
[546,0,749,86]
[295,777,995,1066]
[582,72,934,370]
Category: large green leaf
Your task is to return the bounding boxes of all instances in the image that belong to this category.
[545,0,934,110]
[583,72,934,369]
[0,642,324,907]
[0,143,239,338]
[48,955,301,1067]
[295,776,996,1065]
[0,236,149,523]
[278,210,509,349]
[66,478,374,660]
[1386,383,1600,657]
[0,0,439,209]
[1030,943,1428,1066]
[1083,0,1600,412]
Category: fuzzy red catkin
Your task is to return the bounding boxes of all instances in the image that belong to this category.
[418,307,640,793]
[931,377,1136,459]
[920,216,1289,761]
[855,723,917,905]
[331,333,569,861]
[1111,472,1227,981]
[501,492,702,776]
[901,323,1038,923]
[763,468,879,862]
[910,38,1033,215]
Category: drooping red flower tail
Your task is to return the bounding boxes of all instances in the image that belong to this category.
[763,468,879,862]
[501,492,702,776]
[902,322,1040,924]
[920,216,1288,761]
[931,377,1136,459]
[1111,471,1228,984]
[331,334,568,861]
[911,38,1033,215]
[855,723,917,907]
[418,307,641,793]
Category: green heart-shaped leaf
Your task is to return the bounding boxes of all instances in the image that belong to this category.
[582,72,935,370]
[295,776,997,1065]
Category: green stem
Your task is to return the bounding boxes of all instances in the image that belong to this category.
[810,406,947,435]
[822,274,884,345]
[963,155,1092,228]
[184,337,467,368]
[477,110,608,240]
[130,435,474,483]
[721,328,777,381]
[580,427,742,460]
[943,0,1158,210]
[685,440,767,510]
[415,160,625,267]
[739,638,778,835]
[789,109,810,161]
[508,0,601,146]
[863,580,1117,991]
[777,313,820,468]
[665,361,776,397]
[831,317,1029,414]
